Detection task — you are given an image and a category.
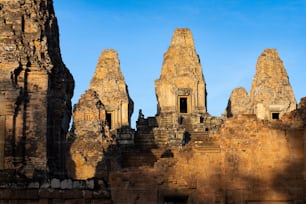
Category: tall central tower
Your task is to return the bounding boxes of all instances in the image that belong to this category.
[155,28,207,117]
[153,28,208,146]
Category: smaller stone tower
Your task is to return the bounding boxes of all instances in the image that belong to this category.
[90,50,134,132]
[226,49,296,119]
[250,49,296,119]
[67,49,134,179]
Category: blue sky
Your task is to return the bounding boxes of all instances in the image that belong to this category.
[53,0,306,127]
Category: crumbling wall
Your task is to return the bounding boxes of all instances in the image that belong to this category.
[110,112,306,203]
[0,178,111,203]
[67,89,120,180]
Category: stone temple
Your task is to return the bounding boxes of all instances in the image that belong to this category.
[0,0,306,203]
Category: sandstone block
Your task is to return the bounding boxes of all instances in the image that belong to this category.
[51,178,61,189]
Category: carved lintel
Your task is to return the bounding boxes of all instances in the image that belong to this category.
[177,88,191,96]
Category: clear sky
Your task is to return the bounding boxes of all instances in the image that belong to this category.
[53,0,306,127]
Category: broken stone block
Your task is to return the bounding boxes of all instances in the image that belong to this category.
[61,179,72,189]
[51,178,61,189]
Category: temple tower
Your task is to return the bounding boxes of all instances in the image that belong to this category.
[249,49,296,119]
[0,0,74,178]
[155,28,207,117]
[89,50,134,131]
[153,28,210,146]
[67,49,134,179]
[226,49,296,120]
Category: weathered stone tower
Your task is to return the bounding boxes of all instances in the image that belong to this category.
[67,89,117,180]
[89,50,134,133]
[226,49,296,120]
[67,49,133,179]
[151,28,217,146]
[0,0,74,178]
[250,49,296,119]
[155,28,207,116]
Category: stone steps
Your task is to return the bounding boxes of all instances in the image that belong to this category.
[158,117,175,127]
[121,151,157,168]
[134,133,155,146]
[154,134,169,146]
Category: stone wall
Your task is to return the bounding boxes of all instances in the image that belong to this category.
[110,112,306,203]
[0,178,111,203]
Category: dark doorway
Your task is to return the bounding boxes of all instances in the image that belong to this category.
[106,113,112,129]
[164,195,188,204]
[179,97,187,113]
[271,112,280,120]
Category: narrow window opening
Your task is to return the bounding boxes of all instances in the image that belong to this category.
[271,112,280,120]
[200,116,204,123]
[106,113,112,129]
[179,97,188,113]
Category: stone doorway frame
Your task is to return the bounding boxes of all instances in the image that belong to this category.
[178,95,191,114]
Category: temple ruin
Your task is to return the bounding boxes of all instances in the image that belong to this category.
[0,0,305,203]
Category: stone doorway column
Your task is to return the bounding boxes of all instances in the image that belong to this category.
[304,128,306,180]
[0,116,4,169]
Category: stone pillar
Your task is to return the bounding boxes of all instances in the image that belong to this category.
[0,93,5,169]
[304,128,306,180]
[0,116,4,169]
